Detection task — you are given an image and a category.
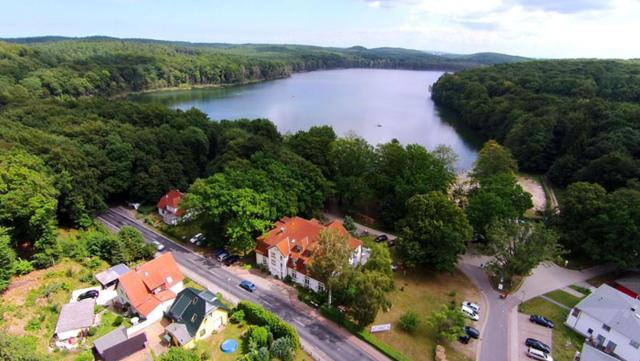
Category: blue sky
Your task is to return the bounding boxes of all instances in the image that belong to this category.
[1,0,638,58]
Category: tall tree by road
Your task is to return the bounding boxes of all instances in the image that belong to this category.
[308,228,353,305]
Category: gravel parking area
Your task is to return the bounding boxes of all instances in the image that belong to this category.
[518,312,553,361]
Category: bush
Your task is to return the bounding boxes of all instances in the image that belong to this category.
[236,301,300,349]
[87,327,97,336]
[249,326,269,348]
[13,259,33,276]
[270,336,294,361]
[398,311,420,332]
[230,310,245,324]
[343,215,357,234]
[112,315,124,326]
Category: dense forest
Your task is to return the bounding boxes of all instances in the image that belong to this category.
[432,60,640,266]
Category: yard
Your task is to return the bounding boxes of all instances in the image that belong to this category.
[370,267,480,361]
[0,258,126,361]
[544,289,582,308]
[519,297,584,361]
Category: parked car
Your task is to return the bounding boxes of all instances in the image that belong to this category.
[526,347,553,361]
[152,240,165,252]
[387,238,395,247]
[77,289,99,301]
[458,334,470,344]
[239,280,257,292]
[216,251,230,262]
[212,249,226,256]
[374,234,388,243]
[464,326,480,339]
[529,315,554,328]
[223,255,240,266]
[189,233,205,244]
[461,305,479,321]
[526,338,551,354]
[462,300,480,313]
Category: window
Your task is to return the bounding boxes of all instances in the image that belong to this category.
[630,340,640,349]
[602,324,611,332]
[304,277,310,288]
[587,328,593,334]
[318,283,325,293]
[199,329,206,337]
[571,308,580,317]
[605,340,617,353]
[291,271,297,280]
[271,257,276,266]
[191,313,197,322]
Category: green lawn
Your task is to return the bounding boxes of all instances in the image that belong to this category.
[519,297,584,361]
[569,285,591,296]
[544,290,582,308]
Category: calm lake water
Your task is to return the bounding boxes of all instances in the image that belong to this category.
[131,69,482,170]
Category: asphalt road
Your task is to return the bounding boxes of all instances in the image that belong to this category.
[98,208,381,361]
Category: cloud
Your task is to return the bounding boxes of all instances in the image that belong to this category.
[458,20,500,31]
[509,0,612,14]
[368,1,381,8]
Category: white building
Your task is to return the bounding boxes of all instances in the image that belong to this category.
[255,216,366,293]
[566,284,640,361]
[55,298,96,341]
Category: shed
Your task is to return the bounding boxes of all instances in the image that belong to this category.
[95,264,130,288]
[93,326,148,361]
[55,298,96,340]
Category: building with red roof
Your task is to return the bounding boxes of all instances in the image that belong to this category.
[115,252,184,321]
[255,217,366,292]
[157,190,184,225]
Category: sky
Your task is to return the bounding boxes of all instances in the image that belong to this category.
[1,0,638,58]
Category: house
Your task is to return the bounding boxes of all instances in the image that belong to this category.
[115,252,184,322]
[95,264,130,289]
[157,190,184,225]
[576,343,620,361]
[54,298,96,342]
[613,273,640,299]
[92,326,148,361]
[566,284,640,361]
[255,216,365,293]
[164,287,229,348]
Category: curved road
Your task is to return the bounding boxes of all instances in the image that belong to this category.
[98,208,386,361]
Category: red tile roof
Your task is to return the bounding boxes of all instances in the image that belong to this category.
[256,217,362,276]
[157,190,184,216]
[118,253,184,317]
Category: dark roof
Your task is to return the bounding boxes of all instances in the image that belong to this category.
[165,288,227,344]
[93,327,147,361]
[95,264,130,287]
[93,327,128,353]
[55,299,95,334]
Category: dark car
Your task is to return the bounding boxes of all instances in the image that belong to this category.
[239,280,257,292]
[387,239,396,247]
[223,255,240,266]
[529,315,555,328]
[526,338,551,354]
[77,289,99,301]
[458,334,470,344]
[464,326,480,339]
[374,234,388,243]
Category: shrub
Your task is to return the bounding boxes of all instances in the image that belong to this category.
[230,310,245,324]
[79,272,94,284]
[270,336,294,361]
[13,259,33,276]
[236,301,300,349]
[343,215,357,234]
[248,326,269,348]
[112,315,124,326]
[87,327,97,337]
[398,311,420,332]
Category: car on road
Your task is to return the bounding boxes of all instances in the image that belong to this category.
[526,347,553,361]
[152,240,165,252]
[223,255,240,266]
[239,280,256,292]
[461,305,479,321]
[529,314,554,328]
[526,338,551,354]
[464,326,480,339]
[216,251,230,262]
[77,289,99,301]
[374,234,388,243]
[462,300,480,313]
[189,233,205,245]
[458,334,470,344]
[387,238,395,247]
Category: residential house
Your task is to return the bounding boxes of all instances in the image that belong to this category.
[54,298,96,342]
[613,273,640,299]
[95,264,130,289]
[566,284,640,361]
[165,287,229,349]
[115,252,184,322]
[92,326,148,361]
[157,190,184,225]
[255,216,365,293]
[577,343,620,361]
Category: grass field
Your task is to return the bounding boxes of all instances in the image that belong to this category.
[370,267,479,361]
[544,290,582,308]
[519,297,583,361]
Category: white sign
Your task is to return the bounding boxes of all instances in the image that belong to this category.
[370,324,391,333]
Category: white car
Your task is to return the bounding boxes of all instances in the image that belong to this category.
[152,241,165,252]
[461,305,479,321]
[189,233,204,244]
[462,300,480,313]
[527,347,553,361]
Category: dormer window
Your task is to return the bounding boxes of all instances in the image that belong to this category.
[191,313,197,322]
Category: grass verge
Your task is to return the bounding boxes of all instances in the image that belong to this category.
[544,290,582,308]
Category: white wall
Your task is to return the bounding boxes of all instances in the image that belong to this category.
[567,308,639,360]
[57,328,82,341]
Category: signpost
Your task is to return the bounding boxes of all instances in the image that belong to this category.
[370,324,391,333]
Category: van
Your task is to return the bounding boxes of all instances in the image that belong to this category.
[461,305,479,321]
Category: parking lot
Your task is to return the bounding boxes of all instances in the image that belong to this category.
[518,312,553,361]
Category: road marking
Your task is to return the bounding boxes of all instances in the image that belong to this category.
[294,319,305,327]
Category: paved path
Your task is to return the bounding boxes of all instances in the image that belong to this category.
[98,208,388,361]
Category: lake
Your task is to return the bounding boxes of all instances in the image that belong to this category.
[131,69,482,170]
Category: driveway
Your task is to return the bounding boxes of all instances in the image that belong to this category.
[98,207,388,361]
[517,313,552,361]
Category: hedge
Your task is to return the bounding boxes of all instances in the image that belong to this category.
[320,305,411,361]
[236,301,300,349]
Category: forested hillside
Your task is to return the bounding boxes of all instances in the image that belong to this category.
[432,60,640,190]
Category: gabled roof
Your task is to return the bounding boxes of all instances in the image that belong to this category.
[580,343,619,361]
[118,253,184,317]
[575,284,640,342]
[95,264,130,287]
[55,298,95,334]
[166,287,228,345]
[157,190,184,215]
